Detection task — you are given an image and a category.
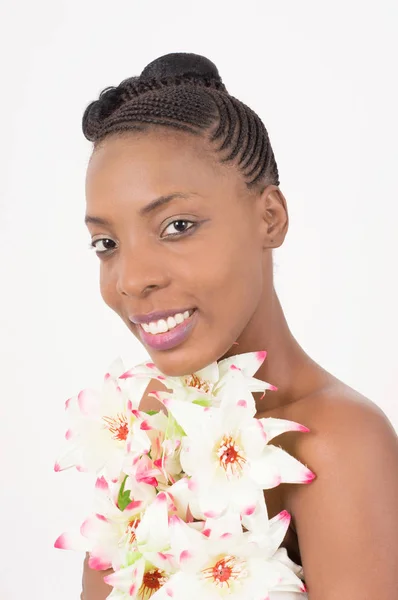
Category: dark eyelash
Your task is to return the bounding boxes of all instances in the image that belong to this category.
[89,220,198,256]
[162,219,197,238]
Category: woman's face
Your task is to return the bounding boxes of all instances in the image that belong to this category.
[85,128,270,376]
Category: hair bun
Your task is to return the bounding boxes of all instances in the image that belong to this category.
[140,52,225,88]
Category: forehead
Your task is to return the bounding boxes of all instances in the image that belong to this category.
[85,129,244,205]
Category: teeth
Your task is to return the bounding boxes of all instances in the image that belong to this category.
[141,310,193,334]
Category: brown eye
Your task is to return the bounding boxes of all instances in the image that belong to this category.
[162,220,197,237]
[90,238,117,253]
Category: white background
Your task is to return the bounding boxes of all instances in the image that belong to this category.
[0,1,397,598]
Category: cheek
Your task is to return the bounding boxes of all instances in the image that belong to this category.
[197,230,263,323]
[99,265,120,313]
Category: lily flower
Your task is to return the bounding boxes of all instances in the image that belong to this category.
[103,492,178,599]
[54,473,156,571]
[120,350,276,408]
[156,395,315,517]
[54,358,153,481]
[147,511,306,600]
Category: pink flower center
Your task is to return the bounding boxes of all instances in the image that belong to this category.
[102,413,129,441]
[202,555,247,587]
[217,435,246,475]
[139,569,168,598]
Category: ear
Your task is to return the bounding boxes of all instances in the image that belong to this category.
[256,185,289,249]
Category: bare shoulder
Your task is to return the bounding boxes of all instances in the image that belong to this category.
[278,381,398,598]
[279,380,397,468]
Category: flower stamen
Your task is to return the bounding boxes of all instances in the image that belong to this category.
[102,413,129,441]
[202,555,247,588]
[184,373,213,394]
[126,517,140,545]
[139,568,168,598]
[217,435,246,476]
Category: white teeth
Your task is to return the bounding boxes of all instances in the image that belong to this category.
[141,310,194,335]
[167,316,177,328]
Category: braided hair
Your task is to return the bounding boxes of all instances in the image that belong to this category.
[82,53,279,190]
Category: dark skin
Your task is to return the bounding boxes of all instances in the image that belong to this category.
[82,127,398,599]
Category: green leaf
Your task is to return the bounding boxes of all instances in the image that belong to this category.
[192,398,211,407]
[166,412,186,438]
[145,410,159,415]
[117,475,131,511]
[125,550,143,567]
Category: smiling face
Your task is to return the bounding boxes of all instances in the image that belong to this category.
[85,127,275,376]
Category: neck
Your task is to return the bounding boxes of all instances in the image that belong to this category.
[220,287,330,413]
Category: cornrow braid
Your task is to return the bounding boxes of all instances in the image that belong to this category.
[82,53,279,189]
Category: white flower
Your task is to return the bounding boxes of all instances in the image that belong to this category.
[120,350,276,409]
[54,473,156,571]
[160,389,315,517]
[104,492,178,599]
[54,358,153,480]
[149,510,306,600]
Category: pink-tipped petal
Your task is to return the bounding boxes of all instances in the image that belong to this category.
[202,528,211,538]
[54,533,69,549]
[95,514,108,522]
[54,462,61,472]
[54,532,87,551]
[76,465,89,473]
[305,469,316,483]
[243,505,256,516]
[95,476,109,491]
[256,419,268,442]
[119,369,133,379]
[158,552,174,562]
[256,350,267,363]
[140,420,152,431]
[168,514,182,526]
[125,500,142,511]
[180,550,192,562]
[278,509,291,524]
[187,478,197,492]
[237,399,247,408]
[203,510,218,518]
[88,556,112,571]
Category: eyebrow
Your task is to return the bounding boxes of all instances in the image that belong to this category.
[84,192,196,226]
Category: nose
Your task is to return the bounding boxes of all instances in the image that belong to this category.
[115,246,170,298]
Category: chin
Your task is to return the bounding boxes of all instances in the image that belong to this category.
[147,341,232,378]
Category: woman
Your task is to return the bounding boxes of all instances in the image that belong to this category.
[80,52,398,599]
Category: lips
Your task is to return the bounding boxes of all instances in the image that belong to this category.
[136,309,198,351]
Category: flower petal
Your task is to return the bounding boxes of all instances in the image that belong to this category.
[250,445,315,488]
[259,417,310,443]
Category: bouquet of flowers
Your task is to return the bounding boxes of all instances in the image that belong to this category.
[54,350,315,599]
